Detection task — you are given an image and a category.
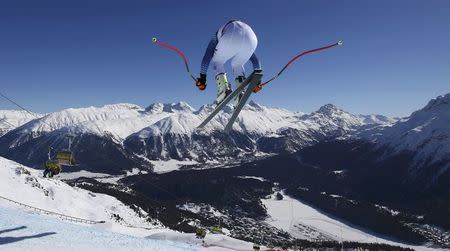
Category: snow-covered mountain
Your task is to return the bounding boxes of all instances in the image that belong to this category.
[4,103,166,140]
[0,101,377,142]
[1,101,302,140]
[358,114,398,125]
[0,94,447,182]
[0,110,41,136]
[358,93,450,181]
[125,101,386,162]
[0,101,386,173]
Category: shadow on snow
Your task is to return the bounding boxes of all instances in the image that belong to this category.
[0,226,56,245]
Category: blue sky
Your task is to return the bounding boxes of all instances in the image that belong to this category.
[0,0,449,117]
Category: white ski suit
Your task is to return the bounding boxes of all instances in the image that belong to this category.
[200,20,261,78]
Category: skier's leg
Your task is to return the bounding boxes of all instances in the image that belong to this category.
[230,63,246,108]
[211,20,257,105]
[230,21,258,80]
[210,33,236,104]
[214,73,231,104]
[211,55,231,104]
[230,39,257,106]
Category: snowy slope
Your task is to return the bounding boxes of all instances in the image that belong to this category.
[358,114,397,125]
[0,156,263,250]
[293,104,364,136]
[360,93,450,173]
[0,156,161,232]
[6,103,170,140]
[0,110,41,136]
[0,206,206,251]
[0,205,265,251]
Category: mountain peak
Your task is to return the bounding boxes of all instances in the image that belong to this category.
[146,102,194,113]
[101,103,142,110]
[422,93,450,112]
[168,101,194,112]
[244,100,264,111]
[145,103,164,113]
[316,104,342,115]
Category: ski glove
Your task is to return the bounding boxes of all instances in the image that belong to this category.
[253,83,262,93]
[196,74,207,91]
[253,79,263,93]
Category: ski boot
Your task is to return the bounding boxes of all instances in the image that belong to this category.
[233,76,246,108]
[215,73,232,105]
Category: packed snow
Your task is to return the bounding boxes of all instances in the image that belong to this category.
[1,203,263,251]
[0,206,206,251]
[148,231,256,250]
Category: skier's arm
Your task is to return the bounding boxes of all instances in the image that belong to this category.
[250,53,262,70]
[196,33,218,90]
[200,33,219,75]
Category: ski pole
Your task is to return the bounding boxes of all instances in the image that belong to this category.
[254,40,343,93]
[152,37,197,82]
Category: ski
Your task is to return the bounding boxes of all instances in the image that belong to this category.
[197,70,262,129]
[224,70,263,132]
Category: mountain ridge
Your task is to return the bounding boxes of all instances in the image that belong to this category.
[0,95,448,184]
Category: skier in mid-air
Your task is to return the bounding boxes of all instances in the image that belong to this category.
[152,21,342,130]
[195,20,262,105]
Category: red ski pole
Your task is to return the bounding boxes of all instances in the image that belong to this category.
[152,37,197,82]
[254,40,343,93]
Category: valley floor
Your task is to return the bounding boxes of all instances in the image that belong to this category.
[261,192,439,251]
